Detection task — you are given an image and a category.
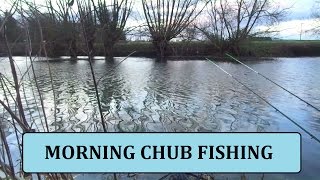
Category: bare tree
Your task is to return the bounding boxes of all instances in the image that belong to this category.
[77,0,96,57]
[46,0,78,58]
[311,1,320,35]
[198,0,286,55]
[92,0,132,59]
[142,0,208,60]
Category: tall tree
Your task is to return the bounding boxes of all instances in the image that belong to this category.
[198,0,286,55]
[92,0,132,59]
[77,0,96,58]
[26,11,59,56]
[46,0,78,58]
[142,0,207,60]
[0,13,23,43]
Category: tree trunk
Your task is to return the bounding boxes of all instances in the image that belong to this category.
[69,39,77,59]
[153,39,169,61]
[103,41,115,61]
[87,38,95,59]
[232,41,241,56]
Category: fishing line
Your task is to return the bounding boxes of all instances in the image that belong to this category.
[206,58,320,144]
[97,51,136,85]
[225,53,320,113]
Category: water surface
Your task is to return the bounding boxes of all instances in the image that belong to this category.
[1,56,320,179]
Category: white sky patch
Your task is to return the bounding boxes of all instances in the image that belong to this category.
[257,18,319,40]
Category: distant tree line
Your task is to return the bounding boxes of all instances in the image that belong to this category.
[0,0,289,60]
[0,0,131,59]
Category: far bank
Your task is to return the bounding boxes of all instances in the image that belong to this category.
[1,40,320,58]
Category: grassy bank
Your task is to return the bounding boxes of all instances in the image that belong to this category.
[241,40,320,57]
[1,40,320,58]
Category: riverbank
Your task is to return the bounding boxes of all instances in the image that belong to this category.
[1,40,320,58]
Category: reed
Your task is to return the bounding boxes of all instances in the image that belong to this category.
[77,0,107,132]
[0,1,73,178]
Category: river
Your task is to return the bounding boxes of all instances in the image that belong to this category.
[0,56,320,179]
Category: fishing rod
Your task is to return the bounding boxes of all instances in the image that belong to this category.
[225,53,320,113]
[205,57,320,144]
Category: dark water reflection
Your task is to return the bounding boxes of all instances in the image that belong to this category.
[0,57,320,179]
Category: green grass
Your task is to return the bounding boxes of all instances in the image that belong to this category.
[241,40,320,57]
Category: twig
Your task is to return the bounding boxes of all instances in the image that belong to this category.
[0,100,29,132]
[2,25,29,129]
[0,127,16,179]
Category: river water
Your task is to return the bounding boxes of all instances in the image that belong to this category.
[0,56,320,179]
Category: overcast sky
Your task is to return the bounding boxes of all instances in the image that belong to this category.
[266,0,319,40]
[2,0,320,40]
